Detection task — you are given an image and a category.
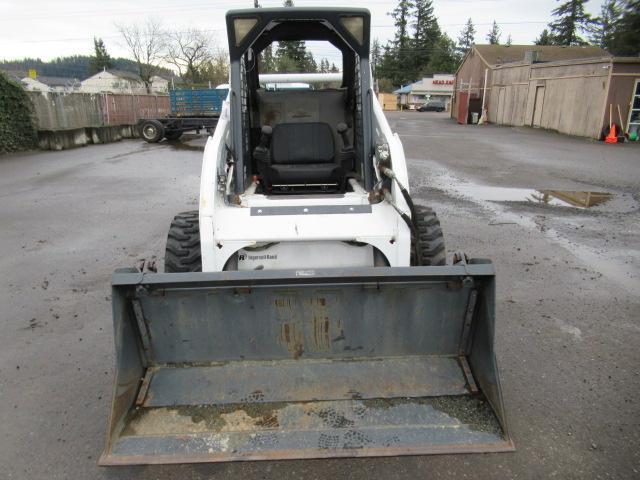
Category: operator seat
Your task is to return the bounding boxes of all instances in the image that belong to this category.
[253,122,353,192]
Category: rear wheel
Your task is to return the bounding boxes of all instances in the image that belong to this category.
[164,211,202,272]
[141,120,165,143]
[411,205,446,266]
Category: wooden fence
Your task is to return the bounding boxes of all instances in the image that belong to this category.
[27,92,170,131]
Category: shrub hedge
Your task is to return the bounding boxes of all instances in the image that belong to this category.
[0,71,37,154]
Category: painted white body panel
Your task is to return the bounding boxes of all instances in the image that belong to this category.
[237,241,374,270]
[198,87,412,272]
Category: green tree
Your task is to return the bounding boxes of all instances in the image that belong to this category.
[89,37,113,74]
[423,33,458,74]
[200,50,229,87]
[304,51,317,73]
[377,0,416,87]
[412,0,440,74]
[610,0,640,55]
[590,0,621,49]
[273,0,310,71]
[377,77,394,93]
[391,0,414,51]
[371,38,382,79]
[535,28,553,45]
[548,0,592,45]
[260,44,276,72]
[486,21,501,44]
[329,62,339,73]
[457,18,475,56]
[504,34,513,46]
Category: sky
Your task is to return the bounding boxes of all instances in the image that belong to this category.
[0,0,606,67]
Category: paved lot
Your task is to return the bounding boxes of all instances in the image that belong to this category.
[1,113,639,479]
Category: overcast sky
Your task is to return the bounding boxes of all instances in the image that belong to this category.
[1,0,605,67]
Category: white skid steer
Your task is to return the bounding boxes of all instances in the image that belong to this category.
[100,7,513,465]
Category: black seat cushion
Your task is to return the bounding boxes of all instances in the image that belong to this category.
[271,123,335,165]
[268,163,342,185]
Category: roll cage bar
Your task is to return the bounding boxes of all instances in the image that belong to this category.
[224,8,374,193]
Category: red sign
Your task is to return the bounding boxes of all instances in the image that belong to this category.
[433,79,454,85]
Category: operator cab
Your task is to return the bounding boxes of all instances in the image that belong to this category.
[225,8,373,195]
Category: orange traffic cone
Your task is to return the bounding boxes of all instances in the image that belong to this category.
[605,124,618,144]
[605,104,618,144]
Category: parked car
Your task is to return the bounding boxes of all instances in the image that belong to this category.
[417,100,445,112]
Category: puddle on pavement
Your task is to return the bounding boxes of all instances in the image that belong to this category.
[454,185,614,209]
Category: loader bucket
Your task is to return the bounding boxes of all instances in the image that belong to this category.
[100,262,513,465]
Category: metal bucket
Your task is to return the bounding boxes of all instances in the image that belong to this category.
[99,262,513,465]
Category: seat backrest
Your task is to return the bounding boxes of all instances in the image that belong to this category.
[271,122,335,165]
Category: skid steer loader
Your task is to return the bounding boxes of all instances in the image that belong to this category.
[100,7,513,465]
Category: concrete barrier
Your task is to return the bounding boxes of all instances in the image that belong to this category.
[36,125,138,151]
[27,92,170,150]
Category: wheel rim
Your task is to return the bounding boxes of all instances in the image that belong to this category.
[143,125,157,139]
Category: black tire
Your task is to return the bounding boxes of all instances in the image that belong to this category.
[411,205,446,266]
[141,120,164,143]
[165,130,183,140]
[164,211,202,272]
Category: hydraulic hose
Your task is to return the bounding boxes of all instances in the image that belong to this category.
[379,167,418,223]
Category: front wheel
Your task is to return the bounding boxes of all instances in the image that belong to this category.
[164,211,202,272]
[411,205,446,266]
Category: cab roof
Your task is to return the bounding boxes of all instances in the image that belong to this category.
[225,7,371,60]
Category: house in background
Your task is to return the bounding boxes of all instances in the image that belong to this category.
[149,75,169,93]
[394,74,455,110]
[80,70,169,94]
[452,44,640,140]
[20,75,81,92]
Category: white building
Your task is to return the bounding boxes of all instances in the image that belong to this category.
[394,74,455,110]
[21,76,81,93]
[80,70,169,94]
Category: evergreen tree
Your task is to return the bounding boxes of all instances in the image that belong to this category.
[273,0,310,71]
[329,62,339,73]
[304,51,317,72]
[457,18,475,56]
[371,39,382,79]
[412,0,440,75]
[548,0,592,45]
[486,21,501,44]
[260,44,276,72]
[535,28,553,45]
[89,37,112,74]
[610,0,640,55]
[423,33,458,74]
[391,0,414,51]
[377,0,416,87]
[319,58,329,73]
[590,0,620,49]
[504,34,513,46]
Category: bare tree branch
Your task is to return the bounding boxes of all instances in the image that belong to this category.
[164,29,214,84]
[116,18,165,92]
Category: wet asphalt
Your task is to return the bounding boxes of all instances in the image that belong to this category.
[0,113,638,479]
